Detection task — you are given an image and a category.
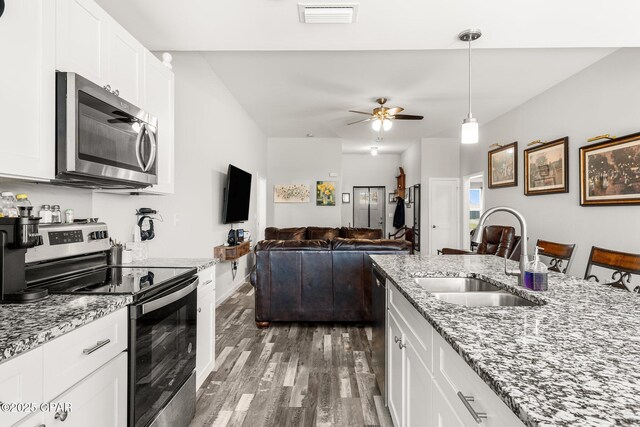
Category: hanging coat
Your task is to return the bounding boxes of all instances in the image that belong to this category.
[393,197,405,229]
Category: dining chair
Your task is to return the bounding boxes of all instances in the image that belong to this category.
[536,239,576,274]
[584,246,640,293]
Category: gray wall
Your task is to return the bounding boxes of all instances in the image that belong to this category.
[267,138,343,228]
[459,48,640,276]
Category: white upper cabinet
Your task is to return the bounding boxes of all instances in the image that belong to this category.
[55,0,108,85]
[140,51,175,194]
[105,17,144,105]
[0,0,55,180]
[57,0,144,106]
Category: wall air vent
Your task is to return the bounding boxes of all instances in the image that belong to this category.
[298,3,359,24]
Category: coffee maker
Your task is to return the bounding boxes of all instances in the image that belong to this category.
[0,207,46,303]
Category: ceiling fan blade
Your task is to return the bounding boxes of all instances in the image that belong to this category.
[349,110,373,116]
[392,114,424,120]
[347,118,372,125]
[385,107,404,116]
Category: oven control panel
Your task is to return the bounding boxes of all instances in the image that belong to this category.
[48,229,84,245]
[26,223,111,263]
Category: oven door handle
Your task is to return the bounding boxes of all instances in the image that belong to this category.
[140,277,199,315]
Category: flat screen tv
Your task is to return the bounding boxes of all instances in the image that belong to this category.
[222,164,252,224]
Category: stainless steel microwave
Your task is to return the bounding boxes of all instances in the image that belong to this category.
[55,72,158,189]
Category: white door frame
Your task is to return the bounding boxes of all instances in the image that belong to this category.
[461,172,485,251]
[428,178,460,254]
[257,176,267,241]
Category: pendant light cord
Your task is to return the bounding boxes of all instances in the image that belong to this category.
[468,37,472,118]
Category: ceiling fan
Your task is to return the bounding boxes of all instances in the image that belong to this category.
[348,97,424,131]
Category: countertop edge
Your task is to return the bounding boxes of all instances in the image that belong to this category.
[0,295,132,365]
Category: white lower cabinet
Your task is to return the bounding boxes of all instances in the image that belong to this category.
[196,266,216,390]
[0,308,128,427]
[387,285,525,427]
[44,352,127,427]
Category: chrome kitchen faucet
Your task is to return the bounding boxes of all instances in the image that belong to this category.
[471,206,528,286]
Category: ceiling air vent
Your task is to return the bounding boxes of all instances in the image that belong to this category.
[298,3,359,24]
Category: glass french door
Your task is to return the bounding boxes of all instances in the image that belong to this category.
[353,186,386,235]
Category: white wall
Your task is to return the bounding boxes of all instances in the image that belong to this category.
[459,48,640,276]
[341,153,400,235]
[267,138,342,228]
[421,138,460,253]
[1,52,267,304]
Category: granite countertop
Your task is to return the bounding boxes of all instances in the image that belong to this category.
[119,258,218,272]
[370,254,640,427]
[0,294,132,364]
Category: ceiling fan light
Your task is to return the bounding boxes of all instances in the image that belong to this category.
[461,117,479,145]
[370,146,379,156]
[371,119,382,131]
[382,119,392,131]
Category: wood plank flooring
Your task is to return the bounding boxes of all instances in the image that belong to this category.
[190,282,393,427]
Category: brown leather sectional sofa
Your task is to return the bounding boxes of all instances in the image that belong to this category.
[250,227,411,327]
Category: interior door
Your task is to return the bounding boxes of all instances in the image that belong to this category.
[353,187,385,234]
[429,179,460,254]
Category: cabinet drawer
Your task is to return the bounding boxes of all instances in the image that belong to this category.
[43,308,127,401]
[45,352,127,427]
[0,347,43,427]
[197,266,215,297]
[433,333,524,426]
[388,284,433,372]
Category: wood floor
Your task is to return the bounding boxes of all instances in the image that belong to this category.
[190,282,393,427]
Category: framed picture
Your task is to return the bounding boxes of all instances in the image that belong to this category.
[488,142,518,188]
[524,137,569,196]
[580,132,640,206]
[389,193,397,203]
[316,181,336,206]
[274,184,310,203]
[342,193,350,203]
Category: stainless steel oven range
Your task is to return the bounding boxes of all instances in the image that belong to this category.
[26,222,197,427]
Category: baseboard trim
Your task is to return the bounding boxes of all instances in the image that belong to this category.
[215,272,251,306]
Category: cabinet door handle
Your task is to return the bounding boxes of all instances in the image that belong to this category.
[112,89,119,96]
[202,280,213,287]
[457,392,487,424]
[398,341,406,350]
[55,410,69,421]
[83,339,111,355]
[394,336,400,343]
[103,84,111,92]
[198,307,202,313]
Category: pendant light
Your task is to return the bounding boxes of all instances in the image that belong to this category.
[459,29,481,145]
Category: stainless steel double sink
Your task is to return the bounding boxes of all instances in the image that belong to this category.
[414,277,538,307]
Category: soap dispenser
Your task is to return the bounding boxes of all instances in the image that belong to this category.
[524,246,548,291]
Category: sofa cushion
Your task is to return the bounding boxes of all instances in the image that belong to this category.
[256,239,330,251]
[340,227,383,239]
[306,226,340,241]
[332,238,411,251]
[264,227,306,240]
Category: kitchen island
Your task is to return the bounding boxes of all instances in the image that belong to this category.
[371,254,640,427]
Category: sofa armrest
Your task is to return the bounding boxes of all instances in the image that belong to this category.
[250,266,257,287]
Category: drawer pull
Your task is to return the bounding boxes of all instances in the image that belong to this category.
[202,280,213,286]
[457,392,487,423]
[83,339,111,355]
[55,410,69,421]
